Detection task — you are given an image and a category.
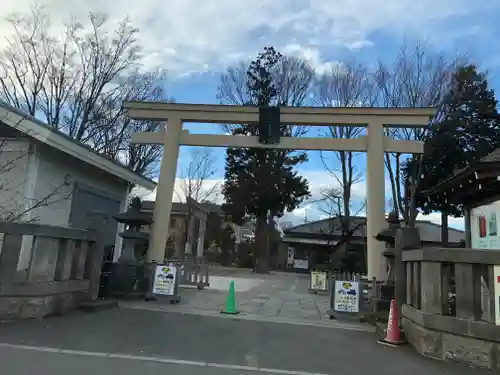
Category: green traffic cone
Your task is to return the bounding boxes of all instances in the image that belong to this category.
[221,280,239,314]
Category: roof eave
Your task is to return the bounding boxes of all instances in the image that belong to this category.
[0,102,157,191]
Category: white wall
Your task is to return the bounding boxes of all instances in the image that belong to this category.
[0,137,135,264]
[31,142,128,226]
[0,138,129,226]
[0,139,32,221]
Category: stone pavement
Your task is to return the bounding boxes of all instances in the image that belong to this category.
[0,308,486,374]
[122,268,367,329]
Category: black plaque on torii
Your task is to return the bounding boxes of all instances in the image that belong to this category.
[258,106,281,144]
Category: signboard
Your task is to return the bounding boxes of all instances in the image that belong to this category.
[494,266,500,326]
[333,280,360,313]
[310,270,328,291]
[471,201,500,249]
[153,265,177,296]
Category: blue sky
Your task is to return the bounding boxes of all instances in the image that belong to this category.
[156,1,500,229]
[3,0,499,228]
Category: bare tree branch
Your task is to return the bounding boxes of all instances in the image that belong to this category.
[177,148,220,259]
[314,60,370,239]
[370,41,462,222]
[277,219,294,232]
[217,55,314,137]
[179,148,220,205]
[0,6,165,178]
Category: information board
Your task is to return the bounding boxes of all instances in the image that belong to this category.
[310,270,328,291]
[153,265,177,296]
[471,201,500,249]
[333,280,360,313]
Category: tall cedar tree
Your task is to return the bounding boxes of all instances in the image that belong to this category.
[222,47,310,273]
[411,64,500,218]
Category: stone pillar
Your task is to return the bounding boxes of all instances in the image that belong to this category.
[184,216,195,255]
[147,118,182,263]
[395,227,420,320]
[197,212,207,258]
[366,121,386,280]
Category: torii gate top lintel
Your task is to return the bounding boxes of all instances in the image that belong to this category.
[123,101,437,127]
[123,100,436,281]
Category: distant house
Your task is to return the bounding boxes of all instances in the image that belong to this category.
[134,200,255,260]
[282,216,465,271]
[136,199,209,259]
[0,101,156,260]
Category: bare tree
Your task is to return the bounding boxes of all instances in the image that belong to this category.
[86,69,171,178]
[314,60,371,242]
[316,186,366,271]
[0,6,166,178]
[217,54,314,136]
[370,41,461,224]
[317,186,366,233]
[277,219,294,233]
[175,148,220,259]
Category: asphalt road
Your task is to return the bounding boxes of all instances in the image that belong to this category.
[0,308,486,374]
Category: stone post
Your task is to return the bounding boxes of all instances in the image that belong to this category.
[197,212,207,258]
[394,226,421,321]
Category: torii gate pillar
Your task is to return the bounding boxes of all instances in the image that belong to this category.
[365,121,386,280]
[149,118,182,263]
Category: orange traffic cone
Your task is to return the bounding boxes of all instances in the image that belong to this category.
[378,299,406,347]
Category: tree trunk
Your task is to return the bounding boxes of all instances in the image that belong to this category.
[385,153,399,215]
[441,210,449,247]
[254,214,269,273]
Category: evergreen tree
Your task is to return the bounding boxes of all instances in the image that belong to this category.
[222,47,310,273]
[413,64,500,217]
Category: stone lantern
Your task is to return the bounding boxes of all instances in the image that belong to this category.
[373,211,401,311]
[107,197,153,298]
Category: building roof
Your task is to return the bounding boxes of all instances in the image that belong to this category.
[423,148,500,205]
[0,101,156,191]
[284,216,464,244]
[142,200,193,214]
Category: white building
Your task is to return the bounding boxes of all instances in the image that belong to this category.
[0,102,156,261]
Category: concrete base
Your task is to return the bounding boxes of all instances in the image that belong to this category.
[403,312,500,371]
[0,289,85,321]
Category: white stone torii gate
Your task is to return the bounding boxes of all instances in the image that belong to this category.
[124,101,436,280]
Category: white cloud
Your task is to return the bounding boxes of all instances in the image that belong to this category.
[0,0,483,77]
[418,212,464,230]
[132,178,223,204]
[281,44,343,74]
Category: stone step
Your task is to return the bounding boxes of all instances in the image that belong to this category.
[79,299,119,312]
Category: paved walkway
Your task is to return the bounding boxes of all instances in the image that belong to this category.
[122,268,367,329]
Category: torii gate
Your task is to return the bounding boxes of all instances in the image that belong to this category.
[124,101,436,280]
